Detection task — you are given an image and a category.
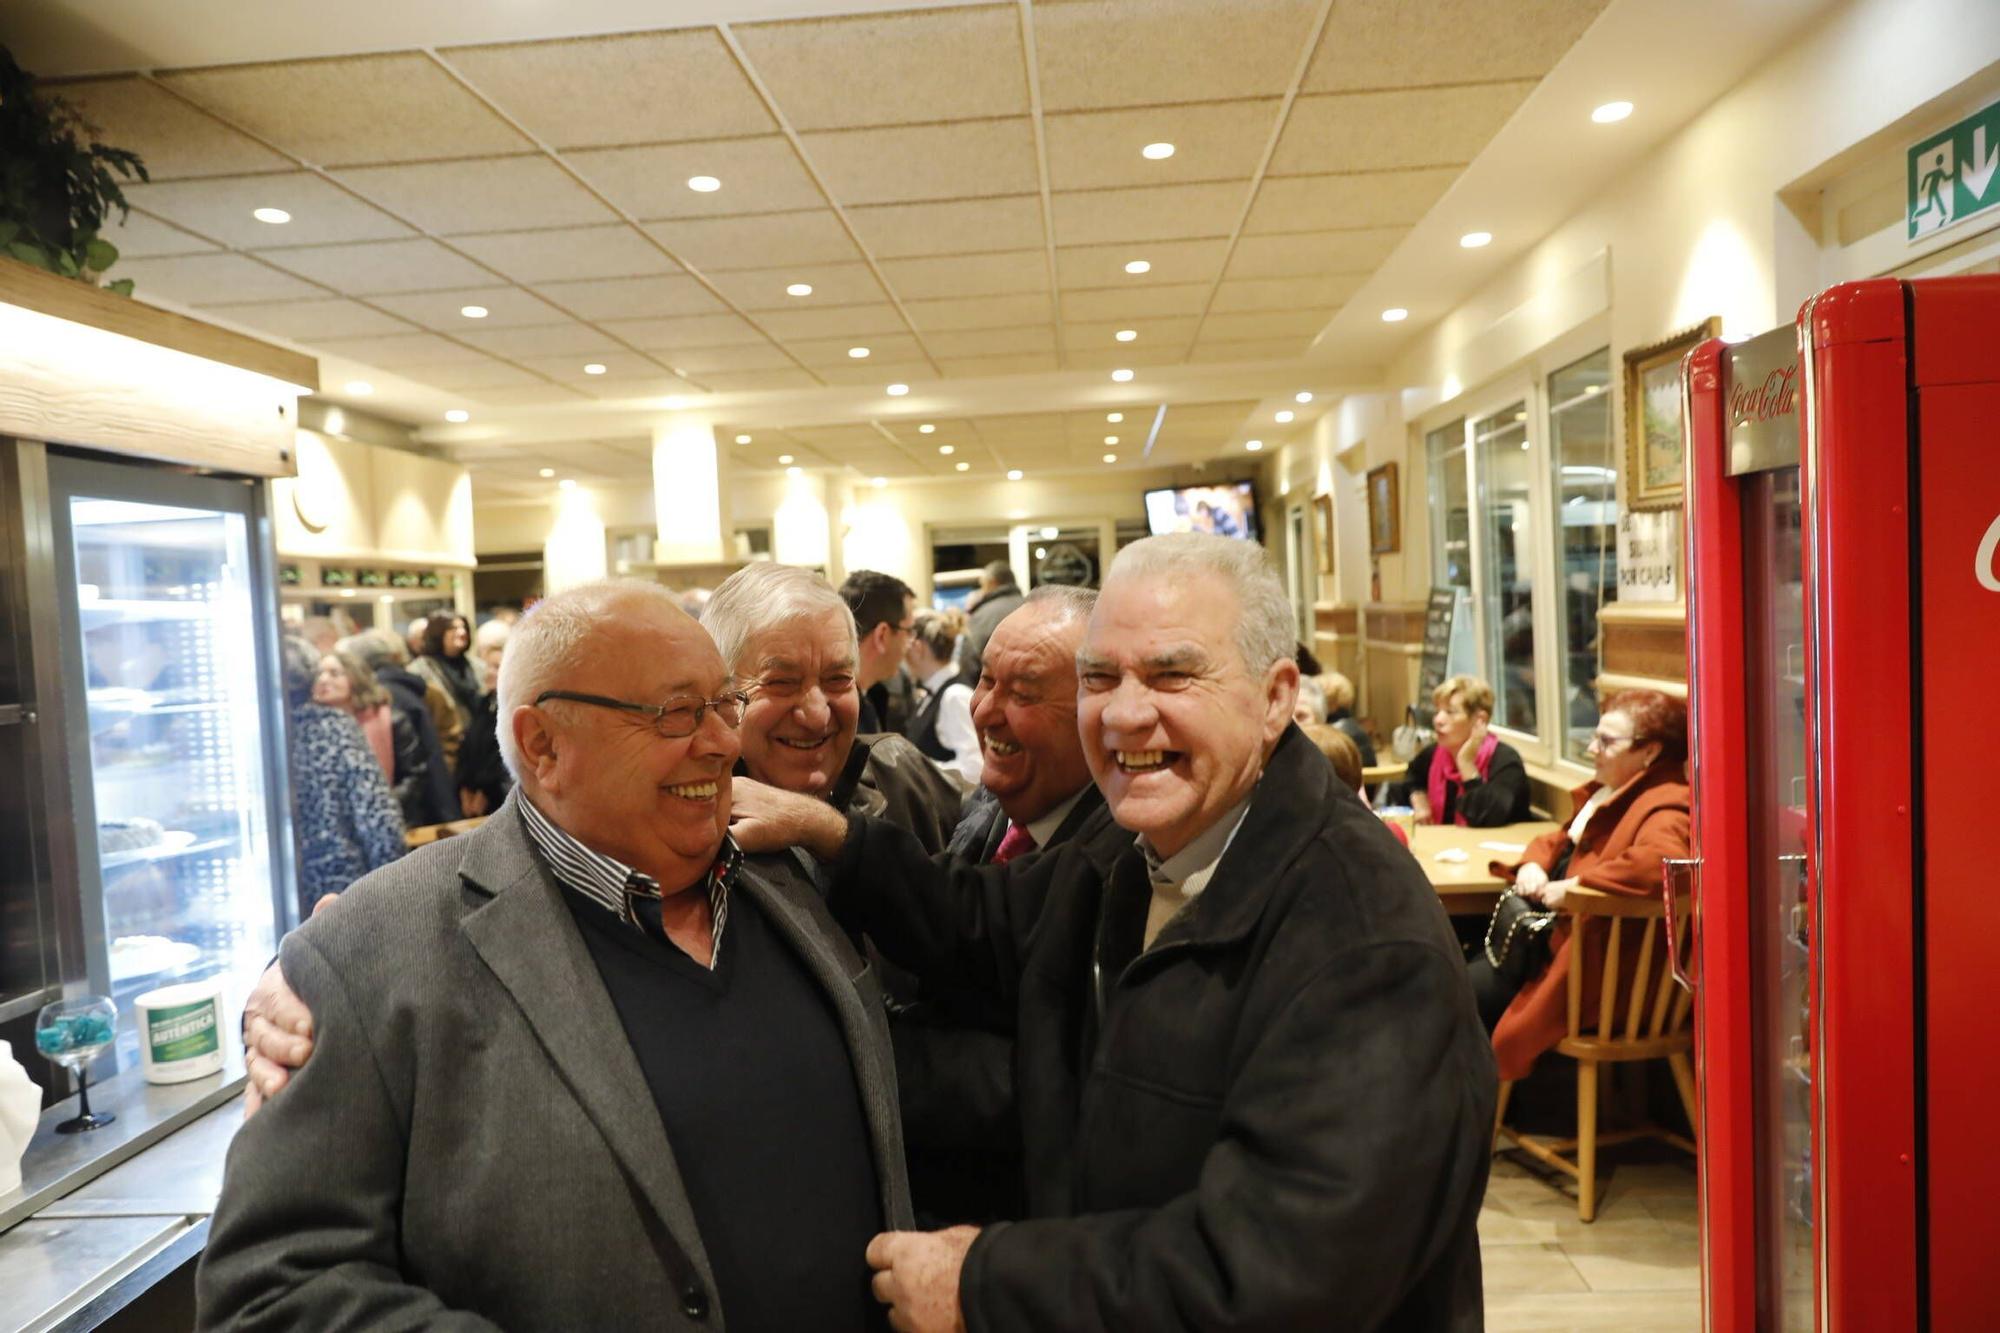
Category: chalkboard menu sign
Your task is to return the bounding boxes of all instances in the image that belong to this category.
[1419,586,1457,697]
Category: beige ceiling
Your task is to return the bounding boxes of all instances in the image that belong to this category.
[43,0,1610,495]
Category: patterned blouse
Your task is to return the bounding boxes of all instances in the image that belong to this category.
[290,701,405,911]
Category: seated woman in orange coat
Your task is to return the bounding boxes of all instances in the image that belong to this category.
[1466,689,1691,1083]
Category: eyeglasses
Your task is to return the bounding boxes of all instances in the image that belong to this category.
[535,689,750,738]
[1587,730,1640,754]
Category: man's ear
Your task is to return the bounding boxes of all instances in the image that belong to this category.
[1263,657,1301,745]
[512,705,562,788]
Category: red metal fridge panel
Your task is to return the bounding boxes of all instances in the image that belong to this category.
[1800,281,1919,1332]
[1911,274,2000,387]
[1912,369,2000,1330]
[1681,335,1758,1333]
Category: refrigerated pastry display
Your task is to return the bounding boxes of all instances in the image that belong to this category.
[98,816,164,855]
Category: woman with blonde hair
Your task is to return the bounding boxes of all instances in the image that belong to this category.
[311,649,431,823]
[904,606,980,784]
[1388,674,1532,826]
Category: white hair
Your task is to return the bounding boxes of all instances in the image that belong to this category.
[496,578,686,780]
[1105,533,1296,674]
[701,562,857,675]
[1021,582,1098,624]
[472,618,510,654]
[1295,674,1327,723]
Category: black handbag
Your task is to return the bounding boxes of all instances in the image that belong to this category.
[1482,887,1557,988]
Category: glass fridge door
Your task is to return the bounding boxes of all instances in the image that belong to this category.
[1742,466,1813,1329]
[50,456,289,1066]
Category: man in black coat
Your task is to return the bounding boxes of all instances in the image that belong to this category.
[735,533,1496,1332]
[954,560,1023,682]
[339,628,459,826]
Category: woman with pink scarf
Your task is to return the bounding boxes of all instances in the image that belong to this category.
[1390,674,1532,827]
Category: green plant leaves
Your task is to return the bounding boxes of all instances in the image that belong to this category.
[84,237,116,271]
[0,45,148,287]
[105,278,134,297]
[6,239,53,270]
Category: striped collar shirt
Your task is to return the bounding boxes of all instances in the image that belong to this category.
[518,795,737,969]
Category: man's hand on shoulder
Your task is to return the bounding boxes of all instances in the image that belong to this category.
[729,777,849,861]
[242,957,316,1120]
[866,1226,977,1333]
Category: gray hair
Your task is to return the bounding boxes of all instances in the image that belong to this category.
[473,618,510,655]
[1295,675,1327,723]
[338,627,409,671]
[497,578,687,780]
[1021,583,1097,623]
[701,562,857,676]
[1104,533,1295,674]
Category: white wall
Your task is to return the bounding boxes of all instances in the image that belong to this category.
[273,429,475,566]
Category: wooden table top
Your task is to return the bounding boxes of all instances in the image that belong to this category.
[1402,819,1561,912]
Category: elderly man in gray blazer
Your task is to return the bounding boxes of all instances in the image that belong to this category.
[198,579,911,1332]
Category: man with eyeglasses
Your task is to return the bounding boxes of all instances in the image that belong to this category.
[840,568,921,736]
[199,579,910,1331]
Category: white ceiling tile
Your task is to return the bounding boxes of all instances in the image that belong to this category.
[123,173,413,248]
[158,54,532,165]
[1198,309,1328,339]
[452,226,679,283]
[921,327,1056,358]
[1034,0,1322,110]
[1244,169,1457,231]
[709,262,887,310]
[568,138,824,219]
[734,6,1029,129]
[815,360,934,386]
[257,237,499,293]
[371,285,568,330]
[1209,273,1364,312]
[203,298,414,340]
[665,344,801,374]
[1050,182,1248,245]
[1270,84,1536,174]
[336,156,617,234]
[700,369,825,392]
[936,353,1060,378]
[1186,335,1312,362]
[844,196,1046,259]
[1224,229,1404,277]
[903,293,1052,332]
[441,30,774,147]
[877,249,1047,300]
[119,252,325,305]
[782,334,928,367]
[456,322,625,357]
[757,303,911,339]
[420,360,547,391]
[801,120,1039,206]
[472,384,595,406]
[600,313,770,350]
[1304,0,1608,91]
[1062,282,1210,320]
[645,211,860,271]
[103,211,219,259]
[1056,238,1229,289]
[1043,100,1282,191]
[315,332,498,367]
[1060,317,1200,350]
[533,274,728,321]
[52,77,293,179]
[518,351,681,385]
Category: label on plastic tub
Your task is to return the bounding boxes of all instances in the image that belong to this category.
[136,981,224,1084]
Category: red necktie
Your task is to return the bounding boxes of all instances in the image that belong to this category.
[991,821,1036,865]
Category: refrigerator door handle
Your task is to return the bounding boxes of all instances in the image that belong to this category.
[1662,856,1699,992]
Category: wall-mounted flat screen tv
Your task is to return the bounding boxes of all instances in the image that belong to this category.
[1143,481,1262,541]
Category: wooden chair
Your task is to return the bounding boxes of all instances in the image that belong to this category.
[1492,884,1696,1221]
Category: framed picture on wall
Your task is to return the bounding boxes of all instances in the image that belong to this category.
[1623,316,1721,511]
[1366,463,1400,555]
[1313,493,1335,573]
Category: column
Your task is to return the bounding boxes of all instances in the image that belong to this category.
[652,416,729,565]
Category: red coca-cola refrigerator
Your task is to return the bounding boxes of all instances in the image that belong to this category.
[1681,276,2000,1331]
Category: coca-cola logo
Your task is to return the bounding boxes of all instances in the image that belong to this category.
[1728,365,1798,424]
[1978,512,2000,593]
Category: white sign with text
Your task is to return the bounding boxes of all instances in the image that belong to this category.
[1618,508,1680,602]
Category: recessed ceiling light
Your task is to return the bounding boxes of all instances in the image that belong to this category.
[1141,142,1176,160]
[1115,329,1137,342]
[872,476,888,487]
[444,409,470,423]
[1275,410,1294,423]
[848,346,870,359]
[1591,101,1633,124]
[787,465,803,476]
[955,461,970,472]
[778,454,795,465]
[1381,308,1409,322]
[1246,439,1264,451]
[939,444,955,455]
[786,282,813,297]
[886,383,910,396]
[1295,391,1313,403]
[538,467,555,478]
[1104,435,1119,445]
[1107,412,1123,423]
[1124,259,1151,275]
[735,433,752,444]
[1040,526,1059,540]
[1111,368,1133,382]
[1102,453,1118,463]
[252,207,291,225]
[583,363,607,375]
[918,423,935,433]
[558,478,576,491]
[460,305,488,319]
[1006,469,1023,481]
[1460,231,1493,249]
[687,175,722,192]
[343,380,373,396]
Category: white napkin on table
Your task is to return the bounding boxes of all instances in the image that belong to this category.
[1,1038,42,1196]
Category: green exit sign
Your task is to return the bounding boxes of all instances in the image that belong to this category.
[1909,97,2000,242]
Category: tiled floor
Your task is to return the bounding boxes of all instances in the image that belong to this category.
[1480,1151,1701,1331]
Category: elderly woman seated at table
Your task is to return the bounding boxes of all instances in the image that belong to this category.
[1466,689,1691,1081]
[1388,674,1531,827]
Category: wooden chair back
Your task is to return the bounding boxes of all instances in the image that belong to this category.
[1561,886,1694,1056]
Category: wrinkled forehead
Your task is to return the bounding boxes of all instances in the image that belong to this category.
[985,606,1084,680]
[740,610,857,676]
[570,607,728,698]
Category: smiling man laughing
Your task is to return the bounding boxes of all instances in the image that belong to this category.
[733,533,1497,1333]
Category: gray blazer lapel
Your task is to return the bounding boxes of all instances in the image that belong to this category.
[456,802,718,1291]
[739,866,915,1230]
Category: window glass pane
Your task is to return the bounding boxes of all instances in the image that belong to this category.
[1474,403,1536,733]
[1548,349,1616,761]
[1426,419,1469,590]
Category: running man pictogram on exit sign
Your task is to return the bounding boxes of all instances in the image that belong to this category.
[1909,97,2000,242]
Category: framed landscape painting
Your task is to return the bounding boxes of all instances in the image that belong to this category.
[1623,316,1720,511]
